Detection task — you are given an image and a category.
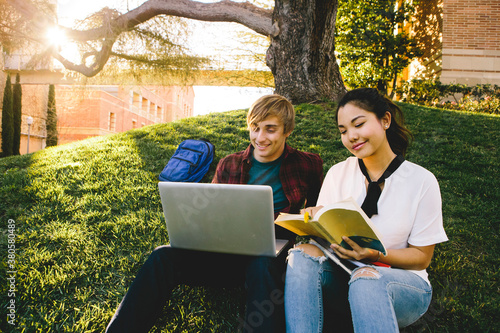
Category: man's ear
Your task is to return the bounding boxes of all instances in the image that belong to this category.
[284,130,293,139]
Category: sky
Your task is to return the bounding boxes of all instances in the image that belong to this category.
[56,0,273,115]
[193,86,273,115]
[57,0,128,26]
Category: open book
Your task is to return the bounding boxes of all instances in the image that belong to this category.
[275,197,387,256]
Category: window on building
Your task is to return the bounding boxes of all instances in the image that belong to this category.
[157,105,163,120]
[109,112,116,131]
[132,92,141,110]
[150,103,157,117]
[132,119,137,129]
[142,97,149,114]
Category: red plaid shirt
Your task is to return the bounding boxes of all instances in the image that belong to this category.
[212,144,324,218]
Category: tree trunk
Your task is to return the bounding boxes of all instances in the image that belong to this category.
[267,0,346,104]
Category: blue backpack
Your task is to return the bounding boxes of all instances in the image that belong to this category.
[159,139,215,182]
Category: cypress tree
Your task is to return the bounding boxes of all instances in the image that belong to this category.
[1,75,14,157]
[46,84,58,147]
[12,73,22,155]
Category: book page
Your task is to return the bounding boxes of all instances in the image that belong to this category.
[317,209,379,245]
[315,198,386,254]
[274,214,324,238]
[275,198,387,255]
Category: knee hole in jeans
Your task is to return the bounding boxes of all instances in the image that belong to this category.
[288,247,328,264]
[295,243,325,258]
[350,267,381,283]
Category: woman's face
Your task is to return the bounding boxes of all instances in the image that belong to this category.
[337,103,391,159]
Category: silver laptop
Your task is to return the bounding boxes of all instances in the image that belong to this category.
[158,182,288,257]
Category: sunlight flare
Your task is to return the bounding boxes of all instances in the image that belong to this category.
[45,26,67,46]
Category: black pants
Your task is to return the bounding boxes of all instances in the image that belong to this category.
[106,245,287,333]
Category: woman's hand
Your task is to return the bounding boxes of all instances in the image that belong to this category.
[330,236,379,262]
[331,237,436,270]
[300,206,324,219]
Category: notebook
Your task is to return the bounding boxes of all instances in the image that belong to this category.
[158,182,289,257]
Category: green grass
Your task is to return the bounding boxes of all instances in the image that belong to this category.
[0,102,499,332]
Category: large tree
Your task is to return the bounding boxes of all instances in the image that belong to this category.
[6,0,347,104]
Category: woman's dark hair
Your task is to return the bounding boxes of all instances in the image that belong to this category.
[335,88,413,156]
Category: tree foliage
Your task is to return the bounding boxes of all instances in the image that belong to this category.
[1,74,14,157]
[1,0,208,82]
[12,73,22,155]
[5,0,347,103]
[1,0,57,68]
[46,84,57,147]
[69,8,209,83]
[336,0,422,97]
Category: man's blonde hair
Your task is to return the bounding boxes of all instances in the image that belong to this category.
[247,94,295,134]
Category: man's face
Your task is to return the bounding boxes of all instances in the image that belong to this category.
[249,115,291,163]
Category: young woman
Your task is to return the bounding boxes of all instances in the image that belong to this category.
[284,88,448,332]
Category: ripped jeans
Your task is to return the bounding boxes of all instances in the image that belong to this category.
[284,248,432,333]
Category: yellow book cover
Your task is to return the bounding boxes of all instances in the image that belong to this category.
[275,197,387,255]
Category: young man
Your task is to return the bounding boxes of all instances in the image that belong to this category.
[106,94,323,333]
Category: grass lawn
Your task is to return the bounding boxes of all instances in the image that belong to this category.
[0,102,498,332]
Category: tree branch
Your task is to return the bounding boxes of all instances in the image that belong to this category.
[8,0,278,77]
[64,0,278,41]
[52,38,116,77]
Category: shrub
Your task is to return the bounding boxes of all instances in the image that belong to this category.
[46,84,58,147]
[398,79,500,114]
[13,73,22,155]
[1,75,14,157]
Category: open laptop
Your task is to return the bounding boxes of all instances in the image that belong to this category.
[158,182,289,257]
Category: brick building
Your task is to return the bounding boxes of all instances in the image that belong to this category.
[441,0,500,85]
[409,0,500,85]
[0,68,194,155]
[1,51,193,154]
[56,85,194,145]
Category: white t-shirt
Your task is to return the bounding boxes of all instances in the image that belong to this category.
[317,157,448,284]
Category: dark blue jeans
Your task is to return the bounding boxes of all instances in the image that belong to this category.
[106,245,287,333]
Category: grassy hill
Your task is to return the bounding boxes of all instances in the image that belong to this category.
[0,102,498,332]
